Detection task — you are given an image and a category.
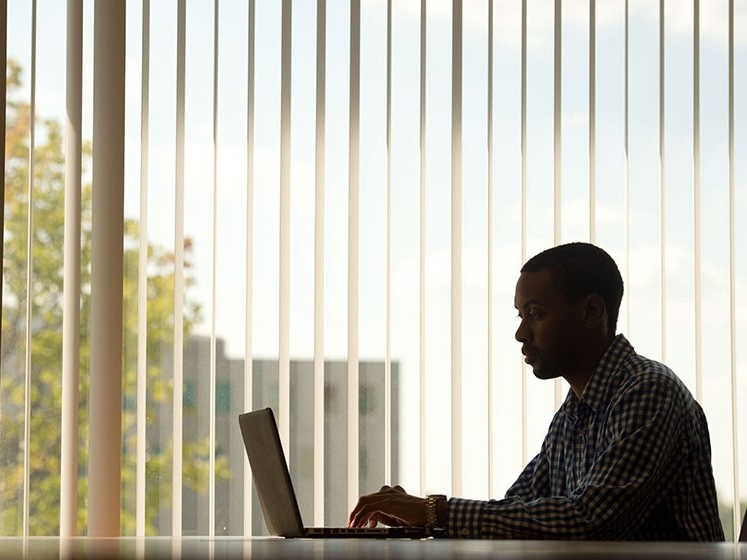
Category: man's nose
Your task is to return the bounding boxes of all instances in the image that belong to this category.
[515,319,528,343]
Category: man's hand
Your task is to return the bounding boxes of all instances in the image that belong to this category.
[347,485,427,529]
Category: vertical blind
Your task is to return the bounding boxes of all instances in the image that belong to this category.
[1,0,745,541]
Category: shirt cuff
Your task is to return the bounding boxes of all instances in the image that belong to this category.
[445,497,485,538]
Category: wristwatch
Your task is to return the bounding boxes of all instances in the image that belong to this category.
[425,494,447,530]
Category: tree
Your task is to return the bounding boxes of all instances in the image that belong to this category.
[1,60,227,535]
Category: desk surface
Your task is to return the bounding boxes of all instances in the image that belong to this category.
[0,537,744,559]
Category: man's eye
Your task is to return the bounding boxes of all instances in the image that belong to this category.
[517,310,541,320]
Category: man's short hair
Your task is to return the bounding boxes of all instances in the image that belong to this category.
[521,242,624,335]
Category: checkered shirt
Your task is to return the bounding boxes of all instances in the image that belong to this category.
[445,334,725,541]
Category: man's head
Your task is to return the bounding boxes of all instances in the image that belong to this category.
[514,243,624,390]
[521,242,624,335]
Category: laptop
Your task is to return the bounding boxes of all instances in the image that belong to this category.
[238,407,432,539]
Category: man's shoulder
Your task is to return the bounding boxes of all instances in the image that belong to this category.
[623,350,673,376]
[616,350,694,404]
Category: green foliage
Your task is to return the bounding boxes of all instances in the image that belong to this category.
[1,61,226,536]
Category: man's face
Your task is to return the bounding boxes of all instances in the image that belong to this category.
[514,268,586,380]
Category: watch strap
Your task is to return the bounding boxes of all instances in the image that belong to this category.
[425,494,447,529]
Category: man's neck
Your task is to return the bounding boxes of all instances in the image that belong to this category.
[565,335,616,398]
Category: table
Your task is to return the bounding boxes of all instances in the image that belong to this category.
[0,537,744,559]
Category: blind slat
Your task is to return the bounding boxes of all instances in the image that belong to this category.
[727,0,740,539]
[278,0,292,456]
[22,0,37,537]
[171,0,187,537]
[520,0,528,467]
[659,0,666,362]
[136,0,149,538]
[60,0,83,538]
[88,0,126,536]
[208,0,219,537]
[486,0,494,499]
[385,0,393,488]
[243,0,257,535]
[451,0,463,497]
[347,0,361,511]
[553,0,563,408]
[313,0,326,528]
[418,0,426,497]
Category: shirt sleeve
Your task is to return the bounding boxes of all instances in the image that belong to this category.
[444,375,687,539]
[504,441,552,502]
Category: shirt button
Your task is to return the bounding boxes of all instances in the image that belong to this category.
[461,528,470,537]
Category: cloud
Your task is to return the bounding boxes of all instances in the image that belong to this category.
[387,0,747,50]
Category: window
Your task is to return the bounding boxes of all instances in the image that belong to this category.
[2,0,745,541]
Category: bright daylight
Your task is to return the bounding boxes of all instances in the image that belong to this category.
[1,0,746,557]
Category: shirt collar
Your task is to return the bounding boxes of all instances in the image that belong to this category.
[562,334,634,416]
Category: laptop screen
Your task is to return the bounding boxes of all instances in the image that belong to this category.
[238,408,306,537]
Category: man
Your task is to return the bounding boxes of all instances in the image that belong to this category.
[348,242,724,540]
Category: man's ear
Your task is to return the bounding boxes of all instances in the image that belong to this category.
[584,294,607,330]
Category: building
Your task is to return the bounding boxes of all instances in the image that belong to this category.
[177,336,399,536]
